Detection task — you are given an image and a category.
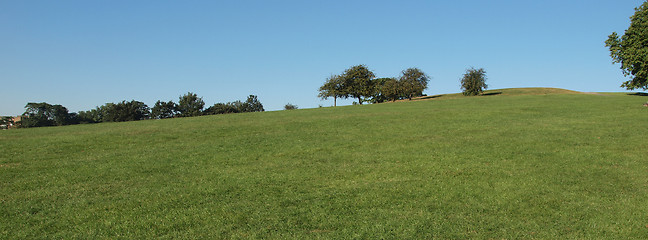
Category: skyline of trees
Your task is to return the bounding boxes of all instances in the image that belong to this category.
[15,93,264,128]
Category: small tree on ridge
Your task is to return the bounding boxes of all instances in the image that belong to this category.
[461,67,488,96]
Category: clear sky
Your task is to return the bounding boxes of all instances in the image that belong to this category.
[0,0,644,116]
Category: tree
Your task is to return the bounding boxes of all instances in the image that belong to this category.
[101,100,150,122]
[318,74,347,107]
[606,1,648,90]
[460,67,488,96]
[20,102,73,127]
[204,103,235,115]
[284,103,298,110]
[243,95,264,112]
[77,108,103,124]
[381,77,403,102]
[369,77,401,103]
[177,92,205,117]
[400,68,430,100]
[151,100,177,119]
[341,65,375,105]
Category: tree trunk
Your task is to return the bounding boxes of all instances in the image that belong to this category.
[357,97,363,105]
[334,97,337,107]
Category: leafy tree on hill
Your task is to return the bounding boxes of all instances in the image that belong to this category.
[400,68,430,100]
[606,1,648,90]
[460,67,488,96]
[369,77,400,103]
[318,74,347,107]
[177,92,205,117]
[203,95,264,115]
[20,102,73,127]
[243,95,264,112]
[380,77,403,102]
[204,103,234,115]
[151,100,177,119]
[341,65,375,105]
[102,100,150,122]
[77,108,103,124]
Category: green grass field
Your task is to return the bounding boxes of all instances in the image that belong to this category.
[1,88,647,238]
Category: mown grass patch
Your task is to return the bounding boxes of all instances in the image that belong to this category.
[1,90,647,238]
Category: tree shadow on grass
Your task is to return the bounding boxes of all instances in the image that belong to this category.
[628,92,648,96]
[482,92,503,96]
[418,95,445,100]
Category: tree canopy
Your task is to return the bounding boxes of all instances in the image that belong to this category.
[151,100,178,119]
[341,65,376,105]
[319,65,431,106]
[460,67,488,96]
[399,68,430,100]
[177,92,205,117]
[20,102,72,127]
[606,1,648,90]
[318,74,346,107]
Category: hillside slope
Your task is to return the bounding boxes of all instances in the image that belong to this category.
[412,87,585,101]
[1,92,647,238]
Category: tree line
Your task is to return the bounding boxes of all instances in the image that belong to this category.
[318,65,488,106]
[14,92,264,128]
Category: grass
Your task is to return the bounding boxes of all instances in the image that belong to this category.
[1,89,647,238]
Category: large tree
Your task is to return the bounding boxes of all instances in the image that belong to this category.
[460,67,488,96]
[101,100,150,122]
[341,65,375,105]
[177,92,205,117]
[243,95,264,112]
[20,102,72,127]
[606,1,648,90]
[381,77,403,102]
[151,100,177,119]
[399,68,430,100]
[369,77,401,103]
[318,74,347,107]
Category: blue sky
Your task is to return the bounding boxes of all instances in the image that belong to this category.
[0,0,643,115]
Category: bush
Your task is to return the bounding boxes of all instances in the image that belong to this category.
[284,103,298,110]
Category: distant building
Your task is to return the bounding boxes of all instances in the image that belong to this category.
[1,116,21,129]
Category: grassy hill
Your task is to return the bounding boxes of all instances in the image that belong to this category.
[1,88,647,238]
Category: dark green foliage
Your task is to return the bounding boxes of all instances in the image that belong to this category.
[19,102,73,127]
[151,100,177,119]
[284,103,298,110]
[177,92,205,117]
[461,67,488,96]
[77,109,103,124]
[243,95,264,112]
[204,103,237,115]
[370,77,401,103]
[101,100,150,122]
[606,1,648,90]
[318,74,347,106]
[341,65,375,105]
[381,77,404,102]
[400,68,430,100]
[203,95,264,115]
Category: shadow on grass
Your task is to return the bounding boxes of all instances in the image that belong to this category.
[628,92,648,96]
[418,95,445,100]
[482,92,503,96]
